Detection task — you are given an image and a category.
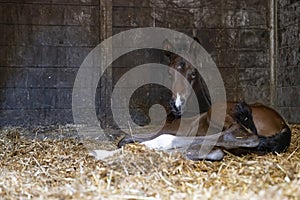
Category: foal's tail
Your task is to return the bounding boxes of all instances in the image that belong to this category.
[257,124,291,154]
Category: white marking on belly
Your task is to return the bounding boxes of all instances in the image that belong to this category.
[175,93,181,108]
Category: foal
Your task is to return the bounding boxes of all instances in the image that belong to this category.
[118,38,291,161]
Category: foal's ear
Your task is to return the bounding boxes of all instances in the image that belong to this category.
[189,37,201,53]
[162,39,175,59]
[163,39,174,52]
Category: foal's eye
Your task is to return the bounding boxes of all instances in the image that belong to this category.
[178,61,185,69]
[191,71,196,79]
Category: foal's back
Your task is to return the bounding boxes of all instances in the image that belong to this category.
[250,103,288,137]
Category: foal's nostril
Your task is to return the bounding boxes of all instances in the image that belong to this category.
[181,98,185,105]
[169,98,181,112]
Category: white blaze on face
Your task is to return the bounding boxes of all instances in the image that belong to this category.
[175,93,181,108]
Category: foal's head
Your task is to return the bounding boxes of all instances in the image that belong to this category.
[163,38,211,117]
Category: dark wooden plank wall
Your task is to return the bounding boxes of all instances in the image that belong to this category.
[110,0,299,124]
[277,0,300,123]
[151,0,271,103]
[110,0,272,126]
[109,0,168,127]
[0,0,100,126]
[0,0,298,126]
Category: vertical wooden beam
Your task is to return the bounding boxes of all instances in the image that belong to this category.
[269,0,278,108]
[99,0,112,128]
[100,0,112,42]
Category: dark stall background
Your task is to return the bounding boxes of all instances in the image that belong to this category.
[0,0,299,127]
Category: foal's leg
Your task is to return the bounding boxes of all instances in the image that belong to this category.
[117,115,199,148]
[166,145,225,161]
[118,123,260,150]
[117,131,172,148]
[184,146,225,161]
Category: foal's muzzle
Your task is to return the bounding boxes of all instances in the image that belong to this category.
[169,98,185,117]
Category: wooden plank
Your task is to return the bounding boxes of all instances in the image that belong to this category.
[112,0,150,7]
[112,7,153,27]
[0,3,99,26]
[0,0,99,5]
[99,0,112,128]
[0,25,99,46]
[0,46,93,67]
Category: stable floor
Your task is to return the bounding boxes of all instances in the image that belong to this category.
[0,125,299,199]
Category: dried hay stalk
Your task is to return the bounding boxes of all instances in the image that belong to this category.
[0,125,299,199]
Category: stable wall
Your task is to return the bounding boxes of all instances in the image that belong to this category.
[277,0,300,123]
[110,0,272,127]
[0,0,100,126]
[0,0,299,126]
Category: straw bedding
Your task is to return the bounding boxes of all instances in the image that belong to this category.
[0,125,299,199]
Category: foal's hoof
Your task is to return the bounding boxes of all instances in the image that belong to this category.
[117,136,135,148]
